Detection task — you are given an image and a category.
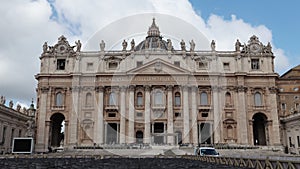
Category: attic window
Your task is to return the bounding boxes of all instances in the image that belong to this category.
[57,59,66,70]
[198,62,208,69]
[137,61,143,67]
[174,61,180,67]
[223,62,230,70]
[108,62,118,69]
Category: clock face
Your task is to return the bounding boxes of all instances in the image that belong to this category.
[57,44,67,53]
[250,44,261,53]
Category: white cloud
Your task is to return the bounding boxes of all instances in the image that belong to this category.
[0,0,291,103]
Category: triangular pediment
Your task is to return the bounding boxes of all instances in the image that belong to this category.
[127,59,191,75]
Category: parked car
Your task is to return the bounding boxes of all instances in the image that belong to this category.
[195,147,220,157]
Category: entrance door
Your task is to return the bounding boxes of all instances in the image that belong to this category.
[136,131,143,144]
[154,123,164,144]
[107,123,118,144]
[50,113,65,147]
[253,113,267,145]
[199,123,212,144]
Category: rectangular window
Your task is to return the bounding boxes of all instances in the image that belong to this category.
[289,137,292,147]
[251,59,260,70]
[201,112,208,117]
[137,61,143,67]
[298,136,300,147]
[57,59,66,70]
[87,63,93,71]
[108,62,118,69]
[108,113,116,117]
[174,112,181,117]
[223,62,230,70]
[2,126,6,144]
[11,128,15,146]
[136,112,143,117]
[174,61,180,67]
[198,62,208,69]
[281,103,286,110]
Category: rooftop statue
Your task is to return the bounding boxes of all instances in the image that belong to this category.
[0,96,5,105]
[100,40,105,51]
[131,39,135,51]
[180,39,186,51]
[43,42,48,53]
[122,40,128,51]
[190,40,195,52]
[75,40,82,52]
[9,100,13,108]
[211,40,216,51]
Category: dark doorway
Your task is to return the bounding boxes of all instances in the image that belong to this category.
[50,113,65,147]
[107,123,118,144]
[199,123,212,144]
[253,113,267,145]
[175,131,182,145]
[136,130,143,144]
[154,123,164,144]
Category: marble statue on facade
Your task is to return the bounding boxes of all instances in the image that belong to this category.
[9,100,13,108]
[100,40,105,51]
[43,42,48,53]
[75,40,82,52]
[167,39,172,51]
[122,40,128,51]
[131,39,135,51]
[25,119,35,137]
[144,39,149,49]
[180,39,186,51]
[190,40,195,52]
[16,104,21,112]
[211,40,216,51]
[0,96,5,105]
[235,39,241,52]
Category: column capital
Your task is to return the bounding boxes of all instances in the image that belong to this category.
[268,86,278,94]
[40,87,49,93]
[191,86,198,92]
[95,86,104,92]
[145,85,151,92]
[167,85,173,91]
[235,85,247,93]
[129,85,135,92]
[182,85,189,91]
[120,86,127,92]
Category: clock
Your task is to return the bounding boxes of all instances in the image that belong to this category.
[57,44,67,54]
[250,43,261,53]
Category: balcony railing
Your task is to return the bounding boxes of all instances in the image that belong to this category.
[198,105,212,110]
[51,106,65,111]
[105,104,119,110]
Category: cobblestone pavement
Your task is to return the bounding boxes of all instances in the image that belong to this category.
[0,158,251,169]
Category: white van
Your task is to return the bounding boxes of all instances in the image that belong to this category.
[196,147,220,157]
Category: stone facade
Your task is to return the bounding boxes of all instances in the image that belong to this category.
[35,19,281,152]
[0,97,33,154]
[278,65,300,154]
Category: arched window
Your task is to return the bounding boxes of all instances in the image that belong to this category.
[174,92,181,107]
[254,92,262,106]
[225,92,231,105]
[137,92,143,106]
[55,92,63,106]
[109,92,117,106]
[200,92,208,105]
[85,93,92,107]
[154,90,163,106]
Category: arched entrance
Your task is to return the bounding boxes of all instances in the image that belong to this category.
[136,130,143,144]
[252,113,268,145]
[50,113,65,147]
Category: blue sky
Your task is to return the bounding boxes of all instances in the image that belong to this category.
[189,0,300,70]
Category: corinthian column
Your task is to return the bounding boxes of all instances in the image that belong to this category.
[128,85,135,143]
[167,85,174,144]
[212,86,221,143]
[144,85,151,144]
[191,86,198,145]
[183,85,190,143]
[119,86,126,144]
[95,86,104,144]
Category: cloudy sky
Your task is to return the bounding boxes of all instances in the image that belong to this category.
[0,0,299,107]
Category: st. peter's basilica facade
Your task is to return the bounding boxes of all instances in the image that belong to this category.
[35,19,281,152]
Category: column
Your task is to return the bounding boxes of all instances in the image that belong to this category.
[183,85,190,143]
[69,86,79,147]
[191,86,198,145]
[104,122,107,144]
[212,86,221,143]
[128,85,135,143]
[236,86,248,144]
[268,87,281,145]
[119,86,126,144]
[167,85,174,144]
[35,87,49,153]
[144,85,151,144]
[95,86,104,144]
